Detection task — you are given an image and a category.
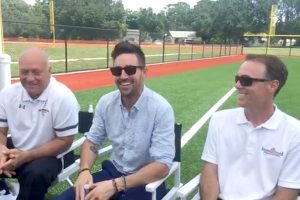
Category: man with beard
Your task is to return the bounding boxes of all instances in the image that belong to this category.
[56,41,175,200]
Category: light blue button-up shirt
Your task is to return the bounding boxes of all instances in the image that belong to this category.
[86,86,175,174]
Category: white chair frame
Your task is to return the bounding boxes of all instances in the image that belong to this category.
[176,174,201,200]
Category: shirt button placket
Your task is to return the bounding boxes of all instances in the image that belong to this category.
[246,130,257,155]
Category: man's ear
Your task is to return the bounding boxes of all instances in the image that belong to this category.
[143,67,148,75]
[270,79,279,93]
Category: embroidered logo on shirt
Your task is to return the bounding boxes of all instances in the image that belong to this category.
[39,108,49,116]
[261,147,283,157]
[18,104,26,109]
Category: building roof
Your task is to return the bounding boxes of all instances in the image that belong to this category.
[169,31,196,38]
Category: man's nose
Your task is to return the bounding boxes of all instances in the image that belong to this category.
[26,72,35,81]
[235,80,243,89]
[120,69,129,78]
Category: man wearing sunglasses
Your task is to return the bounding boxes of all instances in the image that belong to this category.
[56,41,175,200]
[200,54,300,200]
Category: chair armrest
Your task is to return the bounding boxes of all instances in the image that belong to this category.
[97,145,113,156]
[145,162,180,192]
[177,174,201,199]
[57,158,81,183]
[57,137,86,159]
[56,145,113,185]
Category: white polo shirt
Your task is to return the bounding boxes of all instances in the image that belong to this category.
[201,107,300,200]
[0,77,79,151]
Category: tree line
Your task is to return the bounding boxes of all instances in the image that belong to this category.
[2,0,300,44]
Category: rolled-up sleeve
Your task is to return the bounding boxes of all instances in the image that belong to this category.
[150,102,175,169]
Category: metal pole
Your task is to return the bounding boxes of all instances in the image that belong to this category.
[178,42,181,61]
[64,38,68,72]
[202,42,205,58]
[241,44,244,55]
[162,34,166,63]
[191,44,194,60]
[106,39,109,68]
[265,37,268,55]
[289,38,292,56]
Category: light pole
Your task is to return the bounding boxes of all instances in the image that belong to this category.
[49,0,56,44]
[0,0,4,53]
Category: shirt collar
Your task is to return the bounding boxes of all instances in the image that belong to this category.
[133,86,147,110]
[21,77,54,102]
[118,86,147,111]
[236,105,283,130]
[236,107,248,125]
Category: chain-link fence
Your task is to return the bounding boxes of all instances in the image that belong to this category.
[3,21,243,77]
[243,35,300,56]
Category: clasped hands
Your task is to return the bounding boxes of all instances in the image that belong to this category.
[0,145,28,177]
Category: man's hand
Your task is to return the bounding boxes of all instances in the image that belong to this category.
[75,170,93,200]
[0,144,9,169]
[1,148,29,171]
[85,180,116,200]
[0,144,16,177]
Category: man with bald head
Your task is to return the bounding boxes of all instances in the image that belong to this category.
[0,48,79,200]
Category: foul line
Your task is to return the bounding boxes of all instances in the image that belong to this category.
[181,87,236,148]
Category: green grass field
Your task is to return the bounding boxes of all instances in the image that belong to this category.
[45,57,300,199]
[6,40,299,79]
[4,41,242,77]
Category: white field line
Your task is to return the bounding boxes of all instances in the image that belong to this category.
[10,53,199,64]
[181,87,236,148]
[11,57,107,64]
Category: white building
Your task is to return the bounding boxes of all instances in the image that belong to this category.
[169,31,196,44]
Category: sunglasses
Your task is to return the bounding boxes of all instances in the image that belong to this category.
[110,65,143,76]
[235,75,270,87]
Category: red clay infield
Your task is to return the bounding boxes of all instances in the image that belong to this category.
[14,55,245,92]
